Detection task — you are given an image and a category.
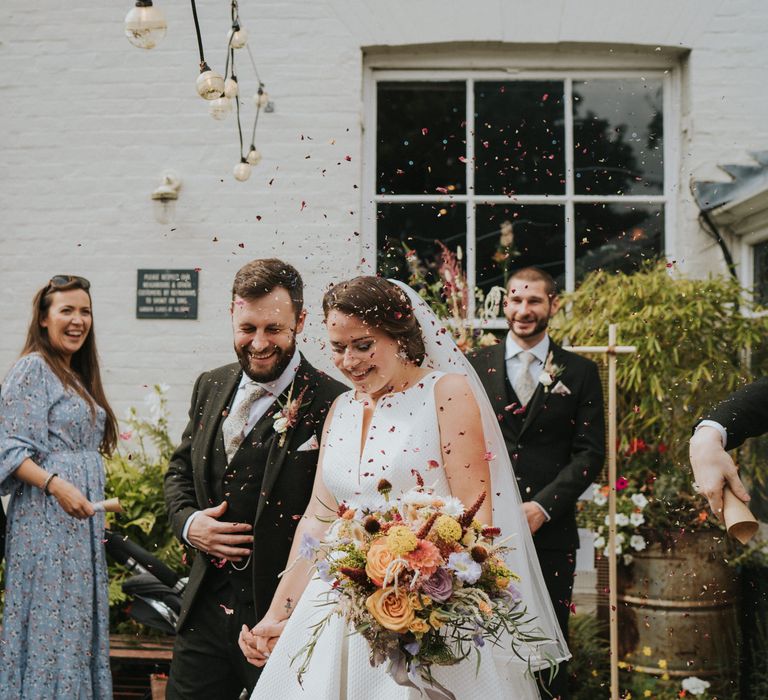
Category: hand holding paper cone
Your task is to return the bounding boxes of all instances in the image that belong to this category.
[92,498,122,514]
[723,486,757,544]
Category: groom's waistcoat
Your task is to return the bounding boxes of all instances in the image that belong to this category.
[209,403,275,528]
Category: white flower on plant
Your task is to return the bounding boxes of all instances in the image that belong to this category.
[615,532,625,544]
[593,490,608,506]
[603,543,622,556]
[440,496,466,518]
[631,493,649,509]
[630,512,645,527]
[681,677,711,696]
[622,554,634,566]
[593,535,606,549]
[615,513,630,527]
[630,535,647,552]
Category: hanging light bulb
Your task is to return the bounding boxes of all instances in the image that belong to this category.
[233,159,252,182]
[124,0,167,49]
[209,96,232,120]
[224,76,239,99]
[227,24,248,49]
[253,86,269,109]
[246,145,262,166]
[196,62,225,100]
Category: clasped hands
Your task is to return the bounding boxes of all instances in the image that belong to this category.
[238,616,286,667]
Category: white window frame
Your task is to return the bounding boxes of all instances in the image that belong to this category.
[362,62,680,328]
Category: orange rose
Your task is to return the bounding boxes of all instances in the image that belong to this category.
[408,617,430,635]
[366,538,403,587]
[366,587,415,633]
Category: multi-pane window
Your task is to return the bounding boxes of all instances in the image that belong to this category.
[371,73,668,324]
[753,240,768,306]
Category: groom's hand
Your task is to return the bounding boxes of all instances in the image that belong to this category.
[187,501,253,561]
[522,502,547,534]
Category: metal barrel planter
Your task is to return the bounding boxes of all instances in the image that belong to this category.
[616,530,740,680]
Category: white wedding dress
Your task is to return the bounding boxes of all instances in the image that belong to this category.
[251,372,540,700]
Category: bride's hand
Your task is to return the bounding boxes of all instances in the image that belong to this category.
[238,618,285,667]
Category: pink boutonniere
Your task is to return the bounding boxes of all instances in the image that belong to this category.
[537,351,566,392]
[273,381,309,447]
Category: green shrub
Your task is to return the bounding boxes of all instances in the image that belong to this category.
[104,385,185,631]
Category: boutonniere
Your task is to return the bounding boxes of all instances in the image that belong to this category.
[537,351,566,392]
[273,381,310,447]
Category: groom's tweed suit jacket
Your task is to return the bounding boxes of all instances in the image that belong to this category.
[469,340,605,552]
[164,355,346,630]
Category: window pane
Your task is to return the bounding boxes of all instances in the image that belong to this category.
[573,78,663,195]
[475,204,565,299]
[377,202,467,284]
[377,82,466,195]
[754,241,768,306]
[575,203,664,282]
[475,81,565,195]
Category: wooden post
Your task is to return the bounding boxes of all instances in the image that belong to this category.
[567,325,636,700]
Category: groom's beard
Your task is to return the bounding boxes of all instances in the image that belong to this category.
[235,336,296,382]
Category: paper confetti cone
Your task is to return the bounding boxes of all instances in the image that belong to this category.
[723,486,758,544]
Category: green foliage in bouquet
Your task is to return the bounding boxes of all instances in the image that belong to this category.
[104,385,185,631]
[552,262,767,536]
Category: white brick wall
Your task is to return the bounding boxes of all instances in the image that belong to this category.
[1,0,767,436]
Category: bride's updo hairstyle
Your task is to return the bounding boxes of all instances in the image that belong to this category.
[323,276,426,366]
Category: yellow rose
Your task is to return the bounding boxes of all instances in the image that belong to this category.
[408,618,430,635]
[429,609,449,630]
[365,538,403,587]
[366,587,415,633]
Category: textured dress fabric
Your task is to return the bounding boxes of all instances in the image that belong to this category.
[252,372,538,700]
[0,353,112,700]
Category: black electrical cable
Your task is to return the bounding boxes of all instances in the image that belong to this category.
[699,209,738,281]
[189,0,206,66]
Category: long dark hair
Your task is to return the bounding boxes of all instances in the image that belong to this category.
[322,276,426,365]
[22,276,118,455]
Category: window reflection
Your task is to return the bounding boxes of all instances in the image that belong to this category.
[474,81,565,195]
[376,202,467,283]
[573,78,664,196]
[475,205,565,297]
[377,82,466,195]
[574,203,664,281]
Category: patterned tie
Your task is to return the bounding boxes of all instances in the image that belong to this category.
[223,381,267,462]
[513,351,536,407]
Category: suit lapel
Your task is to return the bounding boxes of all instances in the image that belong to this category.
[483,343,512,416]
[254,357,317,526]
[519,341,566,437]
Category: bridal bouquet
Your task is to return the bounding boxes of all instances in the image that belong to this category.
[293,473,547,698]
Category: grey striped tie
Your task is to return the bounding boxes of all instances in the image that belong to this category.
[513,351,536,407]
[223,382,267,461]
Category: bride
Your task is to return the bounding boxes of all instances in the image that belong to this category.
[239,276,568,699]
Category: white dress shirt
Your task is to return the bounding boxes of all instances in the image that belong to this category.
[181,349,302,544]
[504,332,552,522]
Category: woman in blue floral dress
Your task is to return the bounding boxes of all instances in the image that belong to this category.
[0,275,118,699]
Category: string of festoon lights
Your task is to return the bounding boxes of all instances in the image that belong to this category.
[124,0,269,182]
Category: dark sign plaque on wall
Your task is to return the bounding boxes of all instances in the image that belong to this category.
[136,269,199,319]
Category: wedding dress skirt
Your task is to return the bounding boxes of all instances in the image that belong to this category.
[251,373,539,699]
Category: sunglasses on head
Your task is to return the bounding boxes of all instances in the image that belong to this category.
[47,275,91,291]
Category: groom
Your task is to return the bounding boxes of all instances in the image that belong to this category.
[470,266,605,700]
[164,259,346,699]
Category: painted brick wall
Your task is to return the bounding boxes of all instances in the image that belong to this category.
[1,0,766,435]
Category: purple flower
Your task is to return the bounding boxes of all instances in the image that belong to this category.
[447,552,482,584]
[316,559,333,583]
[472,626,485,648]
[505,582,523,609]
[404,640,421,656]
[421,567,453,602]
[299,534,319,560]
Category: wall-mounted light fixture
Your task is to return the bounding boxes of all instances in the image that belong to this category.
[151,171,182,224]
